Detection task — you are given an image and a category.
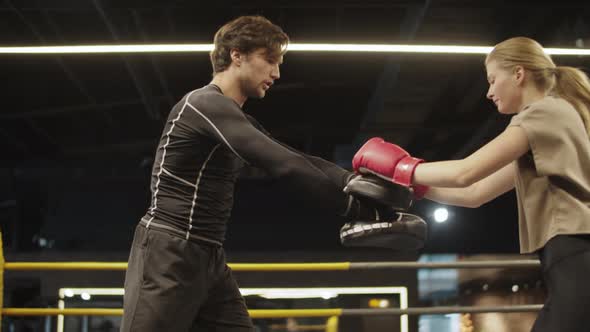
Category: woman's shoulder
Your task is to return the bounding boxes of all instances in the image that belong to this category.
[521,95,577,119]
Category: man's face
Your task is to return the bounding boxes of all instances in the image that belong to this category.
[238,48,282,99]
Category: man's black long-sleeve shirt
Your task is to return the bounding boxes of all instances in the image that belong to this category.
[142,84,352,244]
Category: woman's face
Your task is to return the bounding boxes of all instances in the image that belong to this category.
[485,60,523,114]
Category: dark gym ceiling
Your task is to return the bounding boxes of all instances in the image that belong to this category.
[1,0,589,253]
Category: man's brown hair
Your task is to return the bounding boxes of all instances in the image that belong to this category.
[210,16,289,74]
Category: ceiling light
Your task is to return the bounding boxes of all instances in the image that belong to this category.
[0,43,588,55]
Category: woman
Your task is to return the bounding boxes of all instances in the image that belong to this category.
[352,37,590,331]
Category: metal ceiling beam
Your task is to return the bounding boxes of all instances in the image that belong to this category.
[267,121,480,135]
[93,0,161,120]
[40,8,115,127]
[0,2,412,12]
[333,0,431,166]
[164,6,176,37]
[23,118,59,148]
[4,0,69,151]
[5,1,113,125]
[361,0,431,130]
[0,97,168,119]
[131,9,175,108]
[2,2,586,11]
[63,139,158,156]
[0,128,31,156]
[452,115,500,159]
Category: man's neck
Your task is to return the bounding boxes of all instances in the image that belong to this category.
[210,72,247,107]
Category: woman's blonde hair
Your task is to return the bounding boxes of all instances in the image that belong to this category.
[485,37,590,138]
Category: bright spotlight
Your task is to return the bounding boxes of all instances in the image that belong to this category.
[433,208,449,223]
[63,289,74,298]
[81,293,91,301]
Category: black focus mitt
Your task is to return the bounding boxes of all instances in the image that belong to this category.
[343,175,413,211]
[340,212,427,251]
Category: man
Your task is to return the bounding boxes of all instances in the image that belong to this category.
[120,15,415,332]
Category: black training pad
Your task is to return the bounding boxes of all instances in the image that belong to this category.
[343,175,413,211]
[340,212,427,251]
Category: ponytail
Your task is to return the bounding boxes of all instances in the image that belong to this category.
[551,66,590,139]
[486,37,590,139]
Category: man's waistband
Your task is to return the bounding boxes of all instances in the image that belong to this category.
[139,218,223,247]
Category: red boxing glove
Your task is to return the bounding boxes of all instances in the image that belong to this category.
[353,137,429,199]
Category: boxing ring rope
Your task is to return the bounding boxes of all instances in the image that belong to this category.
[2,260,543,316]
[1,305,543,317]
[3,259,541,271]
[0,257,544,332]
